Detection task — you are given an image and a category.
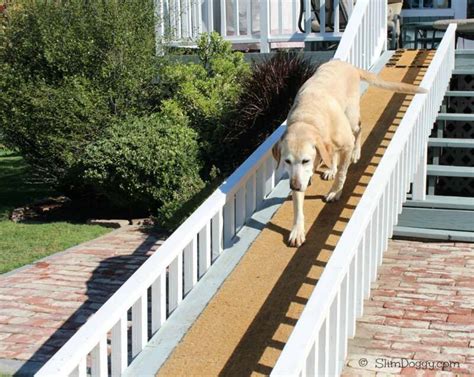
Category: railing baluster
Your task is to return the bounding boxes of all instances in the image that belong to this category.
[72,358,87,377]
[151,273,166,332]
[246,0,252,36]
[91,337,107,377]
[256,163,266,209]
[265,157,275,196]
[235,185,246,232]
[319,0,326,36]
[339,274,349,373]
[111,315,128,376]
[132,292,148,357]
[199,223,212,277]
[318,319,329,376]
[328,294,340,376]
[212,209,223,260]
[245,174,257,220]
[223,196,236,248]
[169,252,183,313]
[184,237,198,294]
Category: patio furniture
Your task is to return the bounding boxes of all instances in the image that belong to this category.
[402,21,443,48]
[433,19,474,47]
[298,0,351,33]
[387,0,403,49]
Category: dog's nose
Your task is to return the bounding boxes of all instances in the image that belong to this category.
[290,181,301,191]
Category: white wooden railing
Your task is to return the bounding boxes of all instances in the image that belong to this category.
[156,0,354,52]
[35,125,286,376]
[333,0,386,69]
[271,23,457,377]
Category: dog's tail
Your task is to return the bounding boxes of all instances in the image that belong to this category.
[358,68,428,94]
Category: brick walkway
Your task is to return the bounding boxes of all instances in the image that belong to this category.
[343,239,474,377]
[0,226,163,375]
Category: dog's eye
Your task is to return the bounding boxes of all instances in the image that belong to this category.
[284,159,291,164]
[302,159,310,164]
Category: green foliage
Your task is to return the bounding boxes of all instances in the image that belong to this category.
[0,76,110,185]
[80,110,205,229]
[1,0,159,115]
[158,33,250,171]
[0,0,160,188]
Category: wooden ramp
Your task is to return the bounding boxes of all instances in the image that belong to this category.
[158,50,434,376]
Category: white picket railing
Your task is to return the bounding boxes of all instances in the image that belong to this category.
[35,125,286,376]
[156,0,354,52]
[271,23,457,377]
[333,0,386,69]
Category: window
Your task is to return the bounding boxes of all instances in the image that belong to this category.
[468,0,474,17]
[403,0,451,8]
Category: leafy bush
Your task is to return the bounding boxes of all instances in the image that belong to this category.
[80,106,205,229]
[0,75,110,185]
[157,33,250,172]
[1,0,158,115]
[219,53,318,172]
[0,0,160,188]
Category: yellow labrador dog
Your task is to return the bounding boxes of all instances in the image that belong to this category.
[272,59,426,247]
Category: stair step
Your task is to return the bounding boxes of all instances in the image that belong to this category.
[436,113,474,122]
[398,208,474,232]
[427,165,474,178]
[428,138,474,148]
[405,195,474,210]
[455,50,474,55]
[393,226,474,242]
[445,90,474,97]
[453,69,474,75]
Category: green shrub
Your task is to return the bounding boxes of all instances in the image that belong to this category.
[1,0,159,115]
[157,33,250,172]
[0,75,110,185]
[80,107,205,229]
[0,0,160,189]
[220,53,318,173]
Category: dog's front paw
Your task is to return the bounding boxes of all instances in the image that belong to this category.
[322,168,337,180]
[325,190,342,202]
[288,225,305,247]
[351,148,361,163]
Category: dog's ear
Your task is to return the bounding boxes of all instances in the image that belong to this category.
[272,140,281,167]
[314,136,333,168]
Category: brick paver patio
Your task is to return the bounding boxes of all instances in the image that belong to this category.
[0,225,163,375]
[343,240,474,377]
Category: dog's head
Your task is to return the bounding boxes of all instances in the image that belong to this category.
[272,125,332,192]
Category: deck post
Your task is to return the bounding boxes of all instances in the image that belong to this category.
[260,0,270,53]
[412,142,427,201]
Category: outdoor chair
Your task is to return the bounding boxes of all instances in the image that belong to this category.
[387,0,403,49]
[298,0,351,33]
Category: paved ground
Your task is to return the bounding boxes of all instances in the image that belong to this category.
[0,225,163,375]
[158,50,435,376]
[343,240,474,377]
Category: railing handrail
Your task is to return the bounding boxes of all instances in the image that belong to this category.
[271,23,458,376]
[36,124,286,376]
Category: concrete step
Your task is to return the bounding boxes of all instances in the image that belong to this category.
[428,138,474,148]
[427,164,474,178]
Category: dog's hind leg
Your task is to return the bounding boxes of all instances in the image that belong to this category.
[325,146,352,202]
[346,101,362,163]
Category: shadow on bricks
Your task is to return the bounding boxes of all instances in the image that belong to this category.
[14,227,162,376]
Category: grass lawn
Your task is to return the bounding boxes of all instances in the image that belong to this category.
[0,149,110,274]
